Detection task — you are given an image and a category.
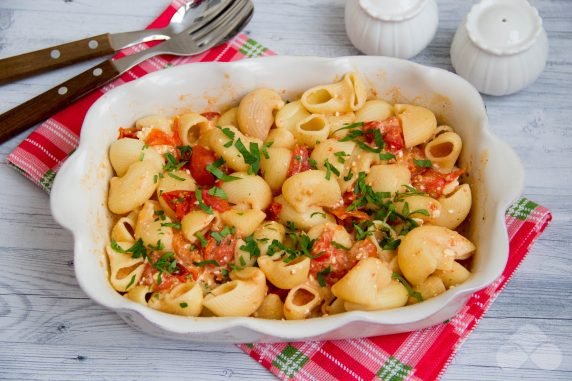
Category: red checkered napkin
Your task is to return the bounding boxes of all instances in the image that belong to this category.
[6,2,552,381]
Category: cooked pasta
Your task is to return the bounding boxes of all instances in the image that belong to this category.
[105,72,475,319]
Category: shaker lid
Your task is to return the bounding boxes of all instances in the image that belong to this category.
[358,0,428,21]
[466,0,543,55]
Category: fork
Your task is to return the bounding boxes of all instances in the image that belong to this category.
[0,0,254,144]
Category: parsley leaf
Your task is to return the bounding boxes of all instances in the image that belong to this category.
[206,158,240,182]
[323,159,340,180]
[153,252,177,274]
[163,153,187,172]
[161,222,181,230]
[168,172,186,181]
[331,241,351,250]
[193,259,220,267]
[125,274,136,291]
[179,302,188,308]
[208,186,228,200]
[195,189,213,214]
[317,266,331,287]
[334,151,349,164]
[308,157,318,169]
[310,211,326,218]
[195,232,208,247]
[414,159,433,168]
[111,239,149,260]
[240,235,261,259]
[392,272,423,302]
[235,139,262,175]
[261,141,273,159]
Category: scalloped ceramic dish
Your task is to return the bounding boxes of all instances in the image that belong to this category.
[50,56,524,343]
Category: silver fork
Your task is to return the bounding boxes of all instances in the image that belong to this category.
[0,0,254,144]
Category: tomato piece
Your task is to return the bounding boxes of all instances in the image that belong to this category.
[161,189,229,220]
[363,117,404,152]
[412,168,464,198]
[145,128,179,146]
[203,234,236,267]
[172,232,202,268]
[201,191,231,213]
[118,126,141,139]
[309,229,356,285]
[267,201,283,221]
[201,112,221,121]
[348,239,378,262]
[287,145,311,177]
[189,145,217,186]
[329,207,371,221]
[161,191,195,220]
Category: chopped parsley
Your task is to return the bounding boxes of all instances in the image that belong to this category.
[163,152,187,172]
[239,235,261,259]
[111,239,148,260]
[206,158,240,182]
[195,189,213,214]
[323,159,340,180]
[125,274,136,291]
[308,157,318,169]
[392,272,423,302]
[331,241,351,250]
[179,302,188,308]
[193,259,220,267]
[139,145,148,161]
[234,138,262,175]
[207,186,228,200]
[210,226,235,244]
[414,159,433,168]
[195,231,208,247]
[154,210,166,221]
[153,252,177,274]
[147,240,164,252]
[261,141,273,159]
[177,145,192,160]
[317,266,331,287]
[161,222,181,230]
[343,170,354,181]
[334,151,349,164]
[168,172,186,181]
[310,211,326,219]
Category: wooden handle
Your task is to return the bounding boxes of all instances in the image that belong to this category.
[0,60,120,144]
[0,34,115,85]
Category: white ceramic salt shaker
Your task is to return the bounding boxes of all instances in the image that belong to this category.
[451,0,548,96]
[345,0,439,59]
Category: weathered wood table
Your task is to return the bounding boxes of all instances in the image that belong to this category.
[0,0,570,380]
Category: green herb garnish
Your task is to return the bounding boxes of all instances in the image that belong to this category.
[317,266,331,287]
[414,159,433,168]
[206,158,240,182]
[392,272,423,302]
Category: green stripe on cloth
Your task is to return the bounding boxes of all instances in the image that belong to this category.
[272,345,310,378]
[239,38,268,58]
[506,198,539,220]
[377,356,412,381]
[39,169,57,193]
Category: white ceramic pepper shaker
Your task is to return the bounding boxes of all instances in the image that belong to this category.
[345,0,439,59]
[450,0,548,96]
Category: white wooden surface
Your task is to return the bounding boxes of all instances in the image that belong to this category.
[0,0,570,380]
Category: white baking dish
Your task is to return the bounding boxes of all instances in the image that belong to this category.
[50,56,524,342]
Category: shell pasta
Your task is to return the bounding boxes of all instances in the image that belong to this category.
[105,72,475,319]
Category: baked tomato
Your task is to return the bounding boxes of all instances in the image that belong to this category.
[309,229,356,285]
[161,189,230,220]
[202,234,236,267]
[287,145,311,177]
[363,117,404,152]
[189,145,217,186]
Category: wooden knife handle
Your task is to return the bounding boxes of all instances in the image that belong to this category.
[0,60,120,144]
[0,34,115,85]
